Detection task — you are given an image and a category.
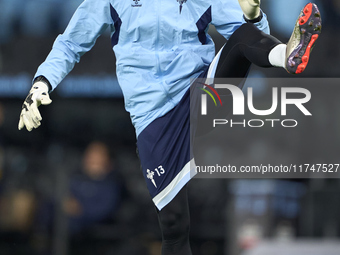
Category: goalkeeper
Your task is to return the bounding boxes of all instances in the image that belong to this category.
[18,0,321,254]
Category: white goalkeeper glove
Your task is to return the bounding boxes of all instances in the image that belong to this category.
[238,0,261,20]
[18,81,52,131]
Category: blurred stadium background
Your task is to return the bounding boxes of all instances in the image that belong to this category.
[1,0,340,255]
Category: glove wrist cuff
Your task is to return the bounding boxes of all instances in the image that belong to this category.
[33,76,52,92]
[244,10,263,23]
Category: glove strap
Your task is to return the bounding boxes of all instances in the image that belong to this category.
[244,10,263,23]
[33,76,52,92]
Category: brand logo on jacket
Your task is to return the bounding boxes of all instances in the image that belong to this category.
[132,0,142,7]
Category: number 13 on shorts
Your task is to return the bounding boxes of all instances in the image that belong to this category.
[155,165,165,176]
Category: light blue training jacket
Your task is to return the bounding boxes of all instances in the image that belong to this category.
[35,0,269,137]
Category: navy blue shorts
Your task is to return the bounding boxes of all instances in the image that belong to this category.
[137,86,195,210]
[137,50,225,210]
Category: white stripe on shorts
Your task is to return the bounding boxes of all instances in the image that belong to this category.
[152,158,196,210]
